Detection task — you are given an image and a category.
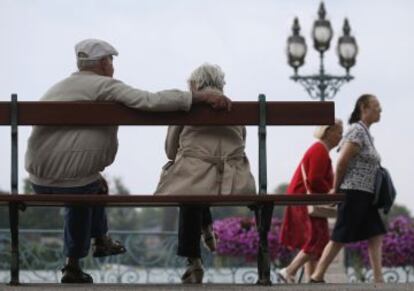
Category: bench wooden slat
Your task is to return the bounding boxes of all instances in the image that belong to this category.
[0,101,334,126]
[0,194,345,207]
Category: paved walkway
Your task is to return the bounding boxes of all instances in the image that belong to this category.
[1,284,414,291]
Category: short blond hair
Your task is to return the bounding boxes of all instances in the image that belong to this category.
[187,63,225,92]
[314,118,343,139]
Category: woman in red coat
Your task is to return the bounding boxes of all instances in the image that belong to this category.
[278,119,343,283]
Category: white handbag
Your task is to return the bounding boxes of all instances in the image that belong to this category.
[300,163,337,218]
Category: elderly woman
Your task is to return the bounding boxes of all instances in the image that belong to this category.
[154,63,256,284]
[310,94,386,283]
[279,119,343,283]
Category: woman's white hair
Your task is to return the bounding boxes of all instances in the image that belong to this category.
[314,118,343,139]
[187,63,226,92]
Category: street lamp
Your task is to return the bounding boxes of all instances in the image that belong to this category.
[287,2,358,101]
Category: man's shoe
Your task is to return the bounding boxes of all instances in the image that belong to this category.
[61,265,93,284]
[201,225,217,252]
[92,236,126,257]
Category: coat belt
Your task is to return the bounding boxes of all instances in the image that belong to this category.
[179,150,245,194]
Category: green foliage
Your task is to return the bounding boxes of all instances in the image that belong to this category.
[274,183,288,194]
[388,203,412,219]
[4,177,411,233]
[161,207,178,231]
[271,182,289,219]
[382,203,412,226]
[106,177,140,230]
[20,178,64,229]
[1,177,143,230]
[0,189,9,228]
[111,177,130,195]
[106,176,173,231]
[212,206,253,221]
[0,179,64,229]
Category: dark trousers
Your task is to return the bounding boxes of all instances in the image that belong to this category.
[177,205,212,258]
[31,180,108,259]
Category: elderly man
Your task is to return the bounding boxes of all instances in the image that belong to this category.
[25,39,231,284]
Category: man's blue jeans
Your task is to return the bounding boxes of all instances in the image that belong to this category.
[31,180,108,259]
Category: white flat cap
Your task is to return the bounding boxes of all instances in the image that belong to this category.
[75,38,119,61]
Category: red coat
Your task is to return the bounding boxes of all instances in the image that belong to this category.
[279,142,333,257]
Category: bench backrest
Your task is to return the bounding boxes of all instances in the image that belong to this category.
[0,100,333,125]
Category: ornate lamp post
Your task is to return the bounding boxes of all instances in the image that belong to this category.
[287,2,358,101]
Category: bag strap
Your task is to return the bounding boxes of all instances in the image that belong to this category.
[300,163,312,195]
[357,121,375,147]
[357,121,381,167]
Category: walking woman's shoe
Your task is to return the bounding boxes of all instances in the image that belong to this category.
[202,225,217,252]
[181,258,204,284]
[277,267,295,283]
[61,265,93,284]
[309,278,326,283]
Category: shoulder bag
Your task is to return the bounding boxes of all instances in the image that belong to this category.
[359,122,396,214]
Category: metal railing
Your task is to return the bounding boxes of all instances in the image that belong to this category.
[0,229,286,284]
[1,229,413,283]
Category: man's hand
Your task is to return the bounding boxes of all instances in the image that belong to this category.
[192,88,232,111]
[98,177,109,195]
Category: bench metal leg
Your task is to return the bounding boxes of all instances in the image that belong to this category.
[8,203,19,285]
[256,93,272,285]
[255,203,273,285]
[9,93,20,285]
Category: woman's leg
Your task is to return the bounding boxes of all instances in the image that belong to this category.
[200,207,216,252]
[177,206,203,258]
[310,240,344,282]
[368,234,384,283]
[178,206,204,284]
[304,259,317,281]
[285,250,311,278]
[201,207,213,228]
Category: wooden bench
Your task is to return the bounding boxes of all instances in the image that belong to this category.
[0,94,344,285]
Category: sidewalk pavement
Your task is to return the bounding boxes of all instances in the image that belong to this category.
[1,284,414,291]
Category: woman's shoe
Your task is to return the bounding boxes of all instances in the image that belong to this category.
[181,258,204,284]
[277,267,295,283]
[309,278,326,283]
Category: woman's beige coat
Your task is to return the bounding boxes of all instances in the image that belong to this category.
[154,125,256,195]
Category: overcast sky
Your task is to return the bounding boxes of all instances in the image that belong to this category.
[1,0,413,211]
